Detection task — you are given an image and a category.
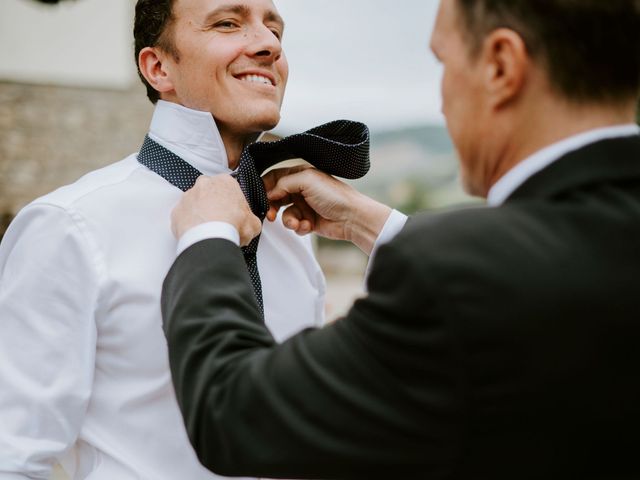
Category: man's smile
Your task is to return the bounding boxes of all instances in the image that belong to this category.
[234,71,276,87]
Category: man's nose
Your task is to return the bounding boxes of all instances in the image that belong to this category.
[246,24,282,62]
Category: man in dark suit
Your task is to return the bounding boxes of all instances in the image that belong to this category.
[161,0,640,478]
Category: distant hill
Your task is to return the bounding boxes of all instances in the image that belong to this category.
[371,124,454,156]
[362,124,473,211]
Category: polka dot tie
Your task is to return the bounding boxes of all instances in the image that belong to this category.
[138,120,371,316]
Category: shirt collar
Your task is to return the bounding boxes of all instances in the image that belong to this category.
[487,123,640,206]
[148,100,231,176]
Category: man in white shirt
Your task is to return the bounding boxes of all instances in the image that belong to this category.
[0,0,325,478]
[159,0,640,478]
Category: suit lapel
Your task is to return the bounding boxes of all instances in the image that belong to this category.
[506,135,640,203]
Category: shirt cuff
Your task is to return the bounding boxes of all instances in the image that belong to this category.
[176,222,240,256]
[364,209,408,284]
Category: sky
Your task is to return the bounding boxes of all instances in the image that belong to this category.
[1,0,444,134]
[274,0,444,133]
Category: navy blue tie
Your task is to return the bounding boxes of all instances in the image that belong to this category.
[138,120,370,316]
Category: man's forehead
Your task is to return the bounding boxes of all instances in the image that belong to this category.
[174,0,282,20]
[431,0,459,43]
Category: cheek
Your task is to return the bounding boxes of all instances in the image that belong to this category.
[278,55,289,87]
[439,71,449,112]
[440,68,460,119]
[206,43,243,78]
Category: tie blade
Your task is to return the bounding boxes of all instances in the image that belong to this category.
[250,120,371,179]
[305,120,370,148]
[295,132,370,179]
[241,240,265,315]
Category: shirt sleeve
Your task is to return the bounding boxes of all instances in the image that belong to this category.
[0,203,99,479]
[176,222,240,256]
[365,209,408,283]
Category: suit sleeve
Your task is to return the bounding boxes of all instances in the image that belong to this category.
[162,237,464,479]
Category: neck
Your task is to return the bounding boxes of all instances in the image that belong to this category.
[486,97,637,194]
[157,97,259,171]
[221,136,245,171]
[217,125,259,171]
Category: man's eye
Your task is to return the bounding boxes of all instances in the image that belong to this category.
[270,29,282,40]
[215,21,238,29]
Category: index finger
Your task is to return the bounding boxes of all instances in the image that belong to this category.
[267,170,310,202]
[262,165,314,194]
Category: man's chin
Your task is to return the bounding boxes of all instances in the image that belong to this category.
[215,115,281,139]
[459,170,485,199]
[253,112,281,133]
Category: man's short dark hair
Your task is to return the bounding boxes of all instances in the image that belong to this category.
[455,0,640,104]
[134,0,180,104]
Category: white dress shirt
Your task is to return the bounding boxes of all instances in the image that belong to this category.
[0,100,326,480]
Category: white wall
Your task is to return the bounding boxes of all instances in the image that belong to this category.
[0,0,136,89]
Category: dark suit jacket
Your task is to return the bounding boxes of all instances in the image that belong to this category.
[162,136,640,479]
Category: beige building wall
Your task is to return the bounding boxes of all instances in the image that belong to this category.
[0,0,136,88]
[0,0,153,239]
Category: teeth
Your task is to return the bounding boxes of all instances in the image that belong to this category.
[239,74,273,86]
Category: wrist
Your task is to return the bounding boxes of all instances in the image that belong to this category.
[346,195,392,255]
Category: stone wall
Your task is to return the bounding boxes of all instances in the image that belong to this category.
[0,81,154,239]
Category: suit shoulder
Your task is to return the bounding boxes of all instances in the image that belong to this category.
[397,204,515,244]
[391,203,551,265]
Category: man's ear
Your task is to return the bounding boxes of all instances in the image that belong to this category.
[480,28,529,110]
[138,47,175,96]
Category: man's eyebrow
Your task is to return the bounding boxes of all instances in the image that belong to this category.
[203,4,250,24]
[203,4,285,30]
